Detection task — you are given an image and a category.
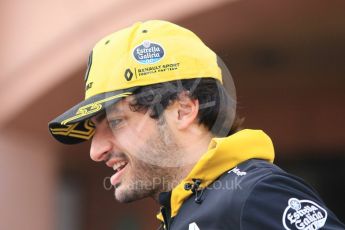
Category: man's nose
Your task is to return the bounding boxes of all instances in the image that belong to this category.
[90,127,112,162]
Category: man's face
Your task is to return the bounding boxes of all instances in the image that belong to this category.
[90,97,183,202]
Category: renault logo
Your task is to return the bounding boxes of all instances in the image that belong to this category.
[124,68,134,81]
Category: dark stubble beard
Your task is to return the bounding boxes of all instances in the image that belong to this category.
[114,117,186,203]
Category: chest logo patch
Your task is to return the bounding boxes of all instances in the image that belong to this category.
[282,198,327,230]
[189,222,200,230]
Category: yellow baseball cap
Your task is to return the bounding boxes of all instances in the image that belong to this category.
[49,20,222,144]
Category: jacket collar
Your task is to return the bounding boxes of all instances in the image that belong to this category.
[157,129,275,221]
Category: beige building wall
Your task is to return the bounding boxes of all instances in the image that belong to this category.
[0,132,58,230]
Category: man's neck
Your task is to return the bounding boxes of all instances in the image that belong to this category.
[152,132,213,202]
[152,164,195,202]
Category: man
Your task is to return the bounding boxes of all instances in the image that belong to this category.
[49,20,345,229]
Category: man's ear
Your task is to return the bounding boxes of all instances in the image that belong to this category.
[175,91,199,130]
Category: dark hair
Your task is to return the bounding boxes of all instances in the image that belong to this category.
[129,78,242,136]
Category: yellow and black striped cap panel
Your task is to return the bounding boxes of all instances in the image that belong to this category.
[48,87,138,144]
[49,120,95,144]
[60,91,133,126]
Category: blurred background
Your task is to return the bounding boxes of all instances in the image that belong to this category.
[1,0,344,229]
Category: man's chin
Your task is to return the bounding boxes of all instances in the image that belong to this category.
[114,187,148,203]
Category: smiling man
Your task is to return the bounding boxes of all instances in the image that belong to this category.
[49,20,345,229]
[89,95,195,202]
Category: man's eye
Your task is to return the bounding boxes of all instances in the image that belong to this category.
[108,119,123,129]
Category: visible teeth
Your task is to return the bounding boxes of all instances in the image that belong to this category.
[113,162,127,172]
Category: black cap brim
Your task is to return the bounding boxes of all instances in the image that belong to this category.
[48,87,138,144]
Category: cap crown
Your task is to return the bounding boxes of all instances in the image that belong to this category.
[84,20,222,99]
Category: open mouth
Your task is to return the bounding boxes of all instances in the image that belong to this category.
[113,161,128,173]
[110,161,128,186]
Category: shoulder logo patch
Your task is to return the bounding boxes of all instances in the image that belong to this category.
[228,167,247,176]
[282,198,327,230]
[189,222,200,230]
[133,40,164,64]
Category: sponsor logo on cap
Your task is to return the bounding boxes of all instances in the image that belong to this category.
[282,198,327,230]
[133,41,164,64]
[124,68,134,81]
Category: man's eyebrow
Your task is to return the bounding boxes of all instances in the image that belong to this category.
[91,104,124,124]
[106,106,123,116]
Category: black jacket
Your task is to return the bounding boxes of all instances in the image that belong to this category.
[159,159,345,230]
